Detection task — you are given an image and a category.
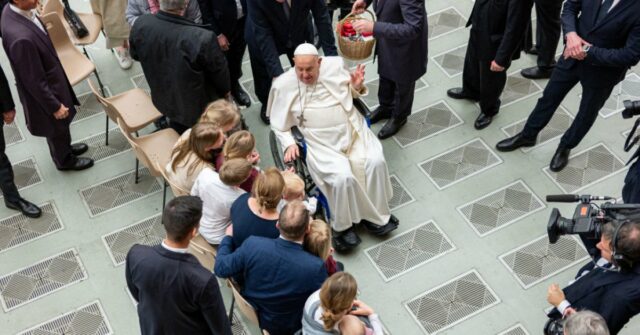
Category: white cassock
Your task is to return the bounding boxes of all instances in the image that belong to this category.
[268,57,392,232]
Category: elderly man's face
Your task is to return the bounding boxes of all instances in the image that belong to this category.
[596,235,614,263]
[13,0,39,10]
[294,55,321,85]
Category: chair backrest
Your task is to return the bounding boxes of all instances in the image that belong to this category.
[87,79,121,122]
[188,233,217,270]
[227,279,261,326]
[40,12,75,53]
[117,117,154,172]
[42,0,64,17]
[154,160,190,197]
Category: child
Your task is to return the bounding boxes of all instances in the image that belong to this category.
[191,158,253,245]
[215,130,261,193]
[278,170,317,215]
[305,219,339,276]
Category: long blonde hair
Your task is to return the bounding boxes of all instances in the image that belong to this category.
[223,130,255,160]
[170,122,220,175]
[251,167,284,212]
[319,272,358,331]
[305,220,332,261]
[200,99,240,129]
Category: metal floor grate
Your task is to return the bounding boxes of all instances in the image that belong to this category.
[361,77,428,110]
[4,121,24,147]
[498,72,543,108]
[389,174,415,210]
[0,202,62,253]
[0,157,43,199]
[405,270,500,334]
[499,235,589,289]
[543,143,626,193]
[79,168,162,217]
[18,301,112,335]
[102,214,163,266]
[457,181,545,237]
[432,44,466,78]
[497,324,530,335]
[231,310,250,335]
[0,249,87,311]
[501,107,574,152]
[597,73,640,118]
[78,128,131,163]
[428,7,466,40]
[393,101,463,148]
[366,221,455,281]
[419,138,502,190]
[131,74,150,95]
[72,87,111,124]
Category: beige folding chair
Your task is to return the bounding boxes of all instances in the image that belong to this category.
[42,0,102,48]
[188,233,217,271]
[226,279,270,334]
[117,118,179,185]
[154,160,189,209]
[88,79,162,145]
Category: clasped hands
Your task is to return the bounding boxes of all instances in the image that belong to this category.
[564,32,591,61]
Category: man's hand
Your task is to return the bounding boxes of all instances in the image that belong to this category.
[217,34,230,51]
[350,64,365,92]
[352,20,374,35]
[225,224,233,236]
[3,109,16,124]
[53,104,69,120]
[352,0,366,14]
[547,284,566,307]
[284,144,299,163]
[564,32,589,60]
[490,60,505,72]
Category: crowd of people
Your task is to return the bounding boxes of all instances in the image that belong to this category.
[2,0,640,334]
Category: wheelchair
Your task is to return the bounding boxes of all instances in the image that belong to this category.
[268,98,371,251]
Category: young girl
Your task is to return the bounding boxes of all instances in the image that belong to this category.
[305,220,339,276]
[216,130,260,192]
[278,170,317,214]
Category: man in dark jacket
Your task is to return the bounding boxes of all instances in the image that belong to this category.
[520,0,563,79]
[446,0,531,130]
[126,196,232,335]
[197,0,252,108]
[1,0,93,171]
[352,0,429,139]
[245,0,337,124]
[129,0,230,134]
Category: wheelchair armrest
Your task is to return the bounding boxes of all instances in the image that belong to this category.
[291,126,305,143]
[353,98,370,118]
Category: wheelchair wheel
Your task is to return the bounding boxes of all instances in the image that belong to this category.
[269,130,286,170]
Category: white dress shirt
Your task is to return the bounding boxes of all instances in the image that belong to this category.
[9,4,46,33]
[161,241,189,253]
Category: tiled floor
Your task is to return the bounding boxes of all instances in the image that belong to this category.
[2,0,640,334]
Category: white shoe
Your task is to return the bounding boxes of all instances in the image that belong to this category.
[114,48,133,70]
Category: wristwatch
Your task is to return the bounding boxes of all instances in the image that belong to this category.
[582,45,591,54]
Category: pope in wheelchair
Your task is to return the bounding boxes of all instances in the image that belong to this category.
[268,43,398,251]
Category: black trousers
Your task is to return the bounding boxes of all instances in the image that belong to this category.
[169,120,190,135]
[524,0,563,69]
[45,126,74,169]
[378,76,415,120]
[521,64,616,149]
[0,122,20,203]
[461,41,506,117]
[227,17,247,93]
[248,45,294,106]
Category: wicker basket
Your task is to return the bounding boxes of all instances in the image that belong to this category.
[336,10,376,61]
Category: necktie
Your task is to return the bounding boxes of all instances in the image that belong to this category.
[283,0,290,20]
[596,0,614,24]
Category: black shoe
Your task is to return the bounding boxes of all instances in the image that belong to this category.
[233,88,252,108]
[71,143,89,156]
[332,227,361,252]
[154,116,169,130]
[474,113,494,130]
[361,219,398,236]
[58,157,94,171]
[496,133,537,152]
[550,147,571,172]
[389,214,399,224]
[524,46,538,55]
[378,118,407,140]
[5,198,42,218]
[368,107,392,124]
[521,66,553,79]
[260,105,270,125]
[447,87,480,101]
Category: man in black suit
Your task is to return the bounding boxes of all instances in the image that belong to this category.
[446,0,531,130]
[352,0,428,139]
[126,196,232,335]
[197,0,251,108]
[520,0,563,79]
[497,0,640,172]
[0,65,41,218]
[545,221,640,335]
[245,0,337,124]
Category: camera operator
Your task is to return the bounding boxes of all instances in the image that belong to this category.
[545,220,640,334]
[563,310,610,335]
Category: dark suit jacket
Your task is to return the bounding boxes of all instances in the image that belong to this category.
[559,0,640,88]
[0,5,78,137]
[126,244,232,335]
[214,236,328,335]
[0,65,14,114]
[547,260,640,334]
[244,0,337,78]
[129,11,230,127]
[365,0,428,83]
[466,0,531,67]
[197,0,246,36]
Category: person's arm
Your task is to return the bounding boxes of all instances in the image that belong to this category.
[8,39,61,115]
[585,23,640,68]
[125,0,145,27]
[493,0,533,68]
[201,37,231,95]
[371,0,425,40]
[200,277,233,335]
[187,0,203,24]
[213,236,245,277]
[311,0,337,55]
[196,0,221,33]
[125,247,139,302]
[247,0,284,77]
[596,291,638,335]
[561,0,581,37]
[367,313,384,335]
[0,65,15,113]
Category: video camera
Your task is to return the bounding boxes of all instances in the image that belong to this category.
[546,194,640,244]
[622,99,640,119]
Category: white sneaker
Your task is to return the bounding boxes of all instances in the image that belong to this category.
[114,48,133,70]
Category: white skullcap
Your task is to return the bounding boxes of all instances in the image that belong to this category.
[294,43,319,56]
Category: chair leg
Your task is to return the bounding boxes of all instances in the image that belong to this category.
[104,116,109,146]
[228,295,236,323]
[93,69,107,97]
[135,159,140,184]
[162,180,167,210]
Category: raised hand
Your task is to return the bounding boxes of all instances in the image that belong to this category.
[350,64,366,91]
